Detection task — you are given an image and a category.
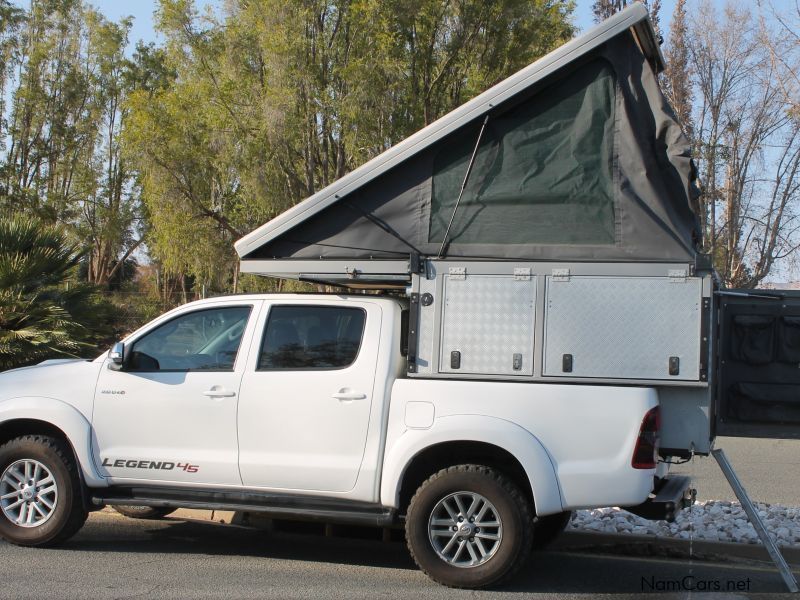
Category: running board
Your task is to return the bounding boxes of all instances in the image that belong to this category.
[91,486,396,528]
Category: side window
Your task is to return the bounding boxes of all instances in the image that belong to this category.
[129,306,252,372]
[258,306,366,370]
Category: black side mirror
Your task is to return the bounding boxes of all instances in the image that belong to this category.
[108,342,125,371]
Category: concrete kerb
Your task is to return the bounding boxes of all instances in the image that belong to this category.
[162,508,800,568]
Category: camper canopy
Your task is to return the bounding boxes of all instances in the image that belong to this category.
[235,3,700,286]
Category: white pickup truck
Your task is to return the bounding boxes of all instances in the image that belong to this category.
[0,293,676,588]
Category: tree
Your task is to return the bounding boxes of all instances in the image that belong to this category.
[78,10,141,286]
[662,0,692,139]
[125,0,575,296]
[592,0,628,21]
[0,2,156,289]
[0,1,24,154]
[1,0,89,222]
[0,216,110,369]
[688,1,800,287]
[592,0,660,37]
[760,1,800,118]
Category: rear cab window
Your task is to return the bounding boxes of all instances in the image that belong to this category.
[258,305,366,370]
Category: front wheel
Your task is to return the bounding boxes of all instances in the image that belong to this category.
[405,465,533,589]
[0,435,87,546]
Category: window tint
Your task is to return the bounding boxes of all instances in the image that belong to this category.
[259,306,365,370]
[129,306,251,372]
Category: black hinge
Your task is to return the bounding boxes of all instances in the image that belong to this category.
[407,293,419,373]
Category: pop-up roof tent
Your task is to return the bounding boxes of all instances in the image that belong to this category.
[235,3,700,287]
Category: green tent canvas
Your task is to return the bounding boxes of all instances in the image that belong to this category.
[236,4,699,277]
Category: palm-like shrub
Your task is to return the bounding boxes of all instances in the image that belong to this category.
[0,217,100,370]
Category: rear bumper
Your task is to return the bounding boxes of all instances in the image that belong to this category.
[624,475,695,522]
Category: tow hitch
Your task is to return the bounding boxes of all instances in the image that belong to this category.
[625,476,696,522]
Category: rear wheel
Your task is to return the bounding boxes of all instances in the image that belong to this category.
[405,465,533,589]
[112,505,177,520]
[0,435,87,546]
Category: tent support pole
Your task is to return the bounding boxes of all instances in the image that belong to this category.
[712,448,799,593]
[438,114,490,259]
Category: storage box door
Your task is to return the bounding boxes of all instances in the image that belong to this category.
[716,291,800,439]
[543,276,703,380]
[439,275,536,376]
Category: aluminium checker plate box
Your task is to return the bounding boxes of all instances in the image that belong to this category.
[439,275,536,376]
[543,276,702,380]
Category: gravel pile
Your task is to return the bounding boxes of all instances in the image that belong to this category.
[569,500,800,547]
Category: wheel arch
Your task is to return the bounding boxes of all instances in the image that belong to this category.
[0,397,105,488]
[381,415,563,516]
[395,440,534,516]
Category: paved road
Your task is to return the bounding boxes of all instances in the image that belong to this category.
[0,510,794,599]
[671,436,800,505]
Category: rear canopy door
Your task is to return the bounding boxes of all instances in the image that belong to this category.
[716,290,800,439]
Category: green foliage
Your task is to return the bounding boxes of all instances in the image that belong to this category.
[126,0,575,294]
[3,0,577,312]
[0,216,114,369]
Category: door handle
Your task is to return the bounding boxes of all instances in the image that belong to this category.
[203,388,236,398]
[332,390,367,401]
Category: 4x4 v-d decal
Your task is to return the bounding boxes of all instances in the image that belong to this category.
[101,458,199,473]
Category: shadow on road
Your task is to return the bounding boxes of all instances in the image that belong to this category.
[46,514,792,595]
[68,517,417,569]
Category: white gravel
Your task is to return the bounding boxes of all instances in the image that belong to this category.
[569,500,800,547]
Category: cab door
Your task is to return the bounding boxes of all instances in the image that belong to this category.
[92,302,260,485]
[716,290,800,439]
[237,300,381,492]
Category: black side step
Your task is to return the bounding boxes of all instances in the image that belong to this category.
[92,486,396,527]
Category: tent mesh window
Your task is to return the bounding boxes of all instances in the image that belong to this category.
[429,59,617,246]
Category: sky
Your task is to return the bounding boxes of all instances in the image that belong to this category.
[89,0,160,48]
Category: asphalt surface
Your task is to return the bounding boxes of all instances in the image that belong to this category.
[671,437,800,505]
[0,510,796,599]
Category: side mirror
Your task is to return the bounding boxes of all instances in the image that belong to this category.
[108,342,125,371]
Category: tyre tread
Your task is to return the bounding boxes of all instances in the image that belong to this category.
[406,464,533,589]
[0,434,87,546]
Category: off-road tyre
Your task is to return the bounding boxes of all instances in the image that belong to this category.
[532,510,573,550]
[0,435,88,546]
[112,505,177,520]
[406,464,533,589]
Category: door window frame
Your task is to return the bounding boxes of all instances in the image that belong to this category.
[256,304,367,372]
[123,304,255,373]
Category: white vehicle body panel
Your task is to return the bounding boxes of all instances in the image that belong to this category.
[0,360,106,486]
[381,380,658,513]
